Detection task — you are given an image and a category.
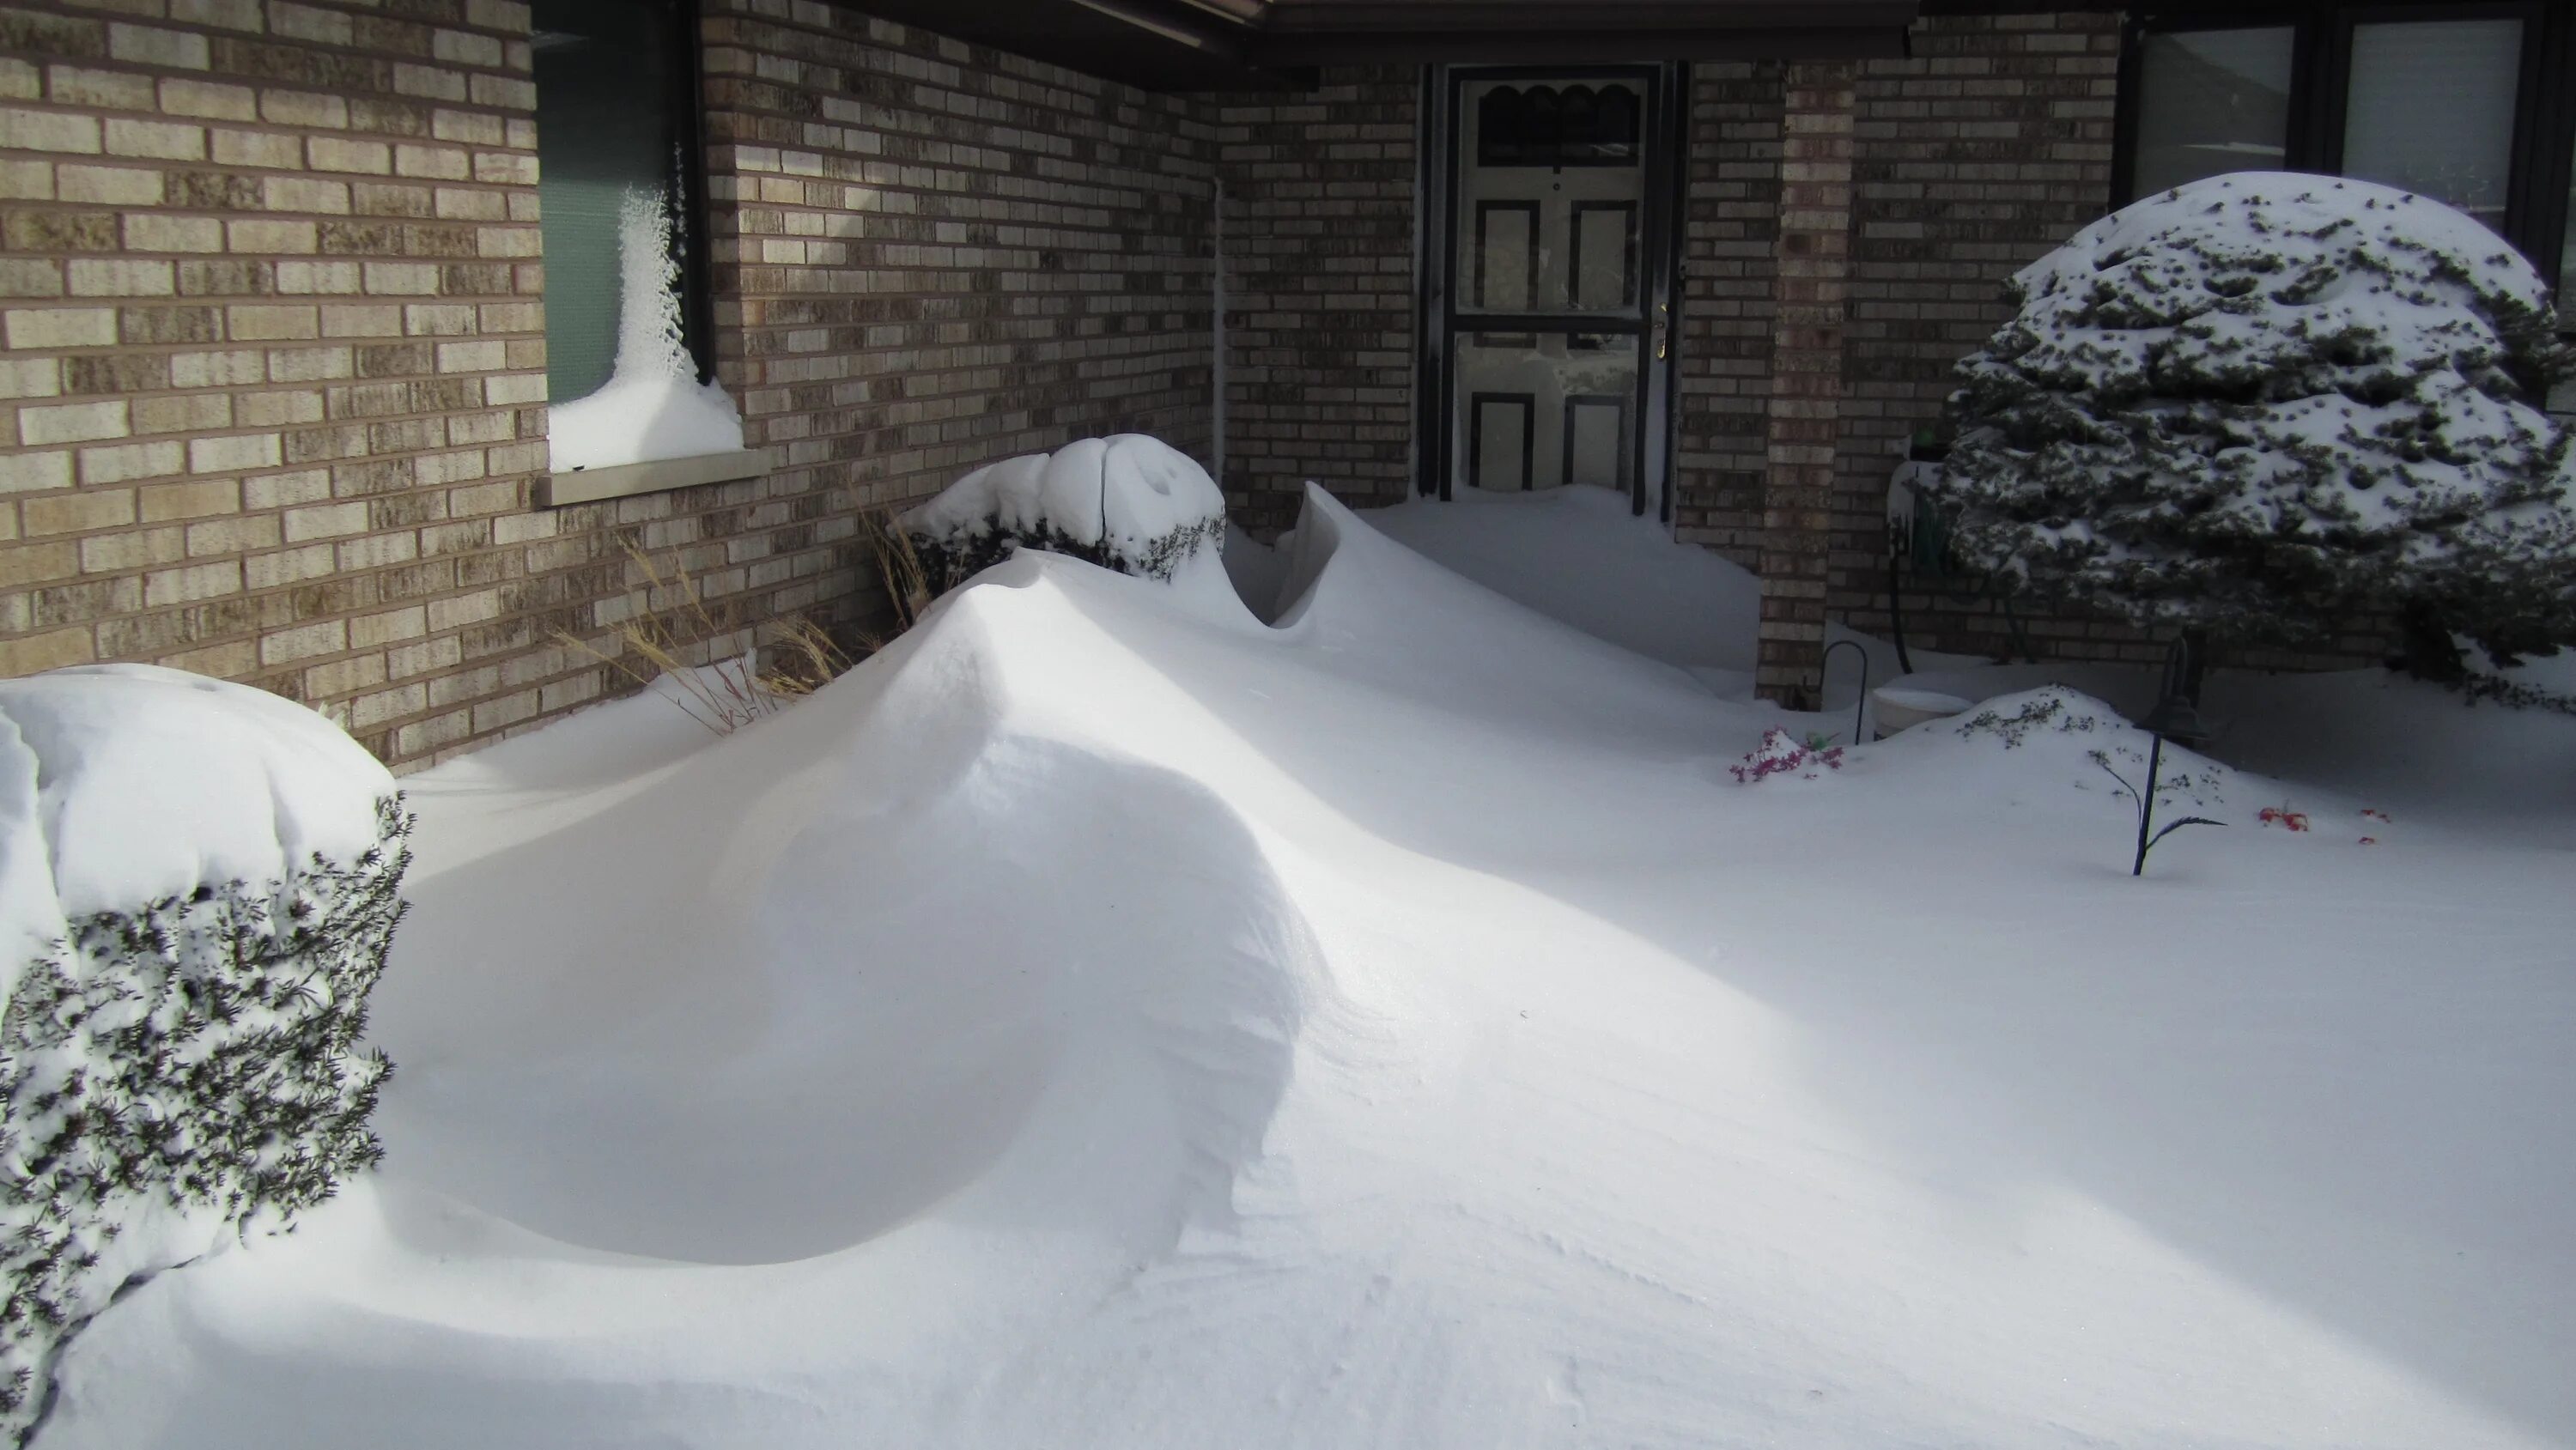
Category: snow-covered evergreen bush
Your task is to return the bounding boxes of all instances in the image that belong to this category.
[901,434,1226,595]
[0,667,404,1443]
[1930,172,2576,677]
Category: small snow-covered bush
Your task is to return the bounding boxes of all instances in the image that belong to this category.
[1930,173,2576,678]
[0,667,404,1442]
[901,434,1225,594]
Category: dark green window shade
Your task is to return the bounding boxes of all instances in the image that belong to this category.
[534,0,676,406]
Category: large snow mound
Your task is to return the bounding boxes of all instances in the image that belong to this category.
[37,490,2576,1449]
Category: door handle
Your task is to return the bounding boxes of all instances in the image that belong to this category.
[1653,302,1670,361]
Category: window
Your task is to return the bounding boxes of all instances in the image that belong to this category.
[2120,5,2572,288]
[532,0,745,481]
[2129,26,2295,197]
[2339,17,2523,232]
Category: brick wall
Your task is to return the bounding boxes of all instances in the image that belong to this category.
[1753,63,1854,705]
[0,0,1225,769]
[702,0,1218,606]
[1832,11,2133,664]
[0,0,556,763]
[1212,67,1414,537]
[1671,61,1779,571]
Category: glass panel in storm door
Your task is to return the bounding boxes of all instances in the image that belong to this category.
[1453,332,1641,493]
[1456,77,1649,318]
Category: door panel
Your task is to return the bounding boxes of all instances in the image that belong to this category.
[1432,65,1677,512]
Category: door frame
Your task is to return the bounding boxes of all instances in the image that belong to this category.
[1417,61,1689,519]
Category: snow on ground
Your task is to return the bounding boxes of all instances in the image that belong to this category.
[40,488,2576,1448]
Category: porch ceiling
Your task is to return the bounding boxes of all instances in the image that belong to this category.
[840,0,1920,91]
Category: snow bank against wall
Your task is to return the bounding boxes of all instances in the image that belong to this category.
[0,667,404,1444]
[902,435,1226,592]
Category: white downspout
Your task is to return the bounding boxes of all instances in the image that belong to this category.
[1212,177,1227,493]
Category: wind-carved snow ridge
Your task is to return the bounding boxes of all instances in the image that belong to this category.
[545,186,747,472]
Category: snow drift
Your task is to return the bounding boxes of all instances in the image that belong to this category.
[36,493,2576,1449]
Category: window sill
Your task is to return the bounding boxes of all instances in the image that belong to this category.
[536,449,767,508]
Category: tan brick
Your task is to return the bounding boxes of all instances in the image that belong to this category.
[394,143,469,180]
[435,339,503,372]
[259,617,342,664]
[260,91,347,130]
[0,541,77,588]
[244,467,328,508]
[20,400,128,446]
[283,500,367,540]
[0,451,70,494]
[0,159,50,200]
[319,304,398,337]
[0,58,32,103]
[109,23,211,69]
[145,559,240,605]
[0,626,94,674]
[46,65,155,112]
[159,78,258,122]
[228,219,319,253]
[237,388,323,426]
[0,107,102,155]
[227,304,318,341]
[244,541,332,587]
[362,261,440,294]
[268,1,353,46]
[131,393,228,434]
[187,433,281,472]
[168,349,264,388]
[57,163,160,205]
[101,119,205,161]
[0,357,54,400]
[77,439,183,485]
[184,513,279,555]
[4,307,116,349]
[157,640,258,677]
[307,137,391,174]
[171,0,266,31]
[67,258,175,297]
[349,603,423,648]
[210,129,301,169]
[261,175,348,214]
[122,215,227,252]
[275,260,362,294]
[141,476,239,520]
[21,488,132,534]
[303,652,384,698]
[78,525,184,573]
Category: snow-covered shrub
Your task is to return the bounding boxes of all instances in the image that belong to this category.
[1930,173,2576,678]
[0,667,404,1441]
[901,435,1226,595]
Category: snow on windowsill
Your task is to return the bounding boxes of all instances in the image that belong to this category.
[540,185,750,491]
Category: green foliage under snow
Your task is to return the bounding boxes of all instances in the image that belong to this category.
[0,798,406,1442]
[1930,172,2576,673]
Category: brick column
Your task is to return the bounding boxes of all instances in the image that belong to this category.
[1755,63,1854,708]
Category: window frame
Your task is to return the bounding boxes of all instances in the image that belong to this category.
[2114,1,2576,295]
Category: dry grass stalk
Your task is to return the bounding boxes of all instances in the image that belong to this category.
[860,508,933,650]
[556,541,853,736]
